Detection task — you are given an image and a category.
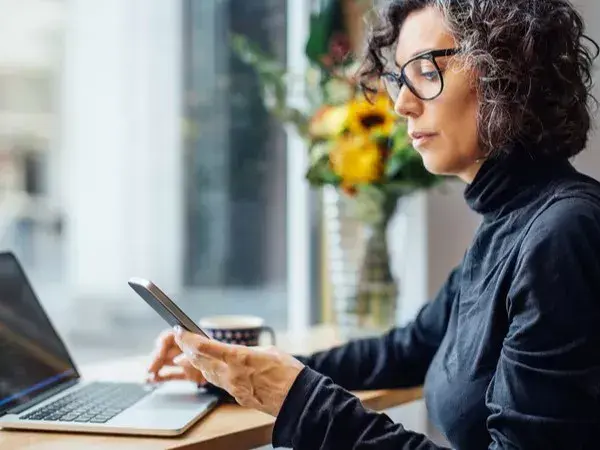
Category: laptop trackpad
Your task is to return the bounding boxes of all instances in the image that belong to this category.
[109,382,217,431]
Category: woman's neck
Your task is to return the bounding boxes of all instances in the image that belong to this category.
[458,158,487,184]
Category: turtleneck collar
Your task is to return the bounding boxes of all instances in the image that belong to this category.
[464,147,574,218]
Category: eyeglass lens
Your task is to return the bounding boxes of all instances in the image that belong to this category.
[383,57,442,101]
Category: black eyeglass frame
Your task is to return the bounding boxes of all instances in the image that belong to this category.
[381,48,460,101]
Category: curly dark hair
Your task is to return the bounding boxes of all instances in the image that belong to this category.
[359,0,600,159]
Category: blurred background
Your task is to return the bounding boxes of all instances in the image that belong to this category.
[0,0,300,364]
[1,0,600,369]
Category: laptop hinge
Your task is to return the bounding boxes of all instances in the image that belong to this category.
[3,379,80,416]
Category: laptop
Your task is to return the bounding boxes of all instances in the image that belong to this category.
[0,251,219,436]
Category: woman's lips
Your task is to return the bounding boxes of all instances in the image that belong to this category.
[410,131,438,148]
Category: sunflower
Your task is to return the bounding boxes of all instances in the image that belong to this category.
[346,94,396,137]
[329,135,383,191]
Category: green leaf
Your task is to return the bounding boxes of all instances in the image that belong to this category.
[380,181,415,197]
[384,152,405,178]
[309,141,332,164]
[306,157,341,186]
[305,0,346,66]
[230,33,310,139]
[321,168,342,184]
[390,122,410,152]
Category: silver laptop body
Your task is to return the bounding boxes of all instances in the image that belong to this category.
[0,252,218,436]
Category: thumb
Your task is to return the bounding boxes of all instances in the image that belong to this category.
[174,326,233,362]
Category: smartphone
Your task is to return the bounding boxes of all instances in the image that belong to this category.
[128,277,210,338]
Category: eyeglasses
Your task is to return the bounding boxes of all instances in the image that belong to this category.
[381,48,459,102]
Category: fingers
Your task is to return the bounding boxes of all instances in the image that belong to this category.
[173,354,207,384]
[149,354,207,384]
[173,348,226,387]
[189,354,226,388]
[174,326,235,362]
[147,330,177,374]
[152,371,188,382]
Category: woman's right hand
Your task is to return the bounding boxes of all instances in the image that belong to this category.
[146,329,207,384]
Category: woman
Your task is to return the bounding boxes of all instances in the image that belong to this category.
[148,0,600,448]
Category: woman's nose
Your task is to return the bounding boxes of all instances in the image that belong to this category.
[394,85,422,118]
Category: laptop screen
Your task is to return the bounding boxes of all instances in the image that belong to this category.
[0,252,78,415]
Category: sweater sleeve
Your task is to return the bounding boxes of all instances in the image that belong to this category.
[484,198,600,449]
[273,367,451,450]
[296,266,461,391]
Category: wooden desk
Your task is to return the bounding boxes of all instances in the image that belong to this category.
[0,326,422,450]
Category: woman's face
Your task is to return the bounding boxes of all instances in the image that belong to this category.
[393,6,482,183]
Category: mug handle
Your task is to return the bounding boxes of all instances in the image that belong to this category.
[260,326,276,346]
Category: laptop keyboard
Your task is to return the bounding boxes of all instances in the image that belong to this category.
[20,382,154,424]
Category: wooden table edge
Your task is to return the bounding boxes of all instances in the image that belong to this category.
[173,387,424,450]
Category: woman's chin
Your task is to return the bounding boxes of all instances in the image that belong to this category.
[420,154,446,175]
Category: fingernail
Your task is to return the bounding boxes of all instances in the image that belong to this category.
[173,325,182,336]
[173,354,186,365]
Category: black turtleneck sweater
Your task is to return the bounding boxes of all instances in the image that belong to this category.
[272,152,600,450]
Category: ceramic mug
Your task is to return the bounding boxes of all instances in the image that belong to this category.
[198,315,276,346]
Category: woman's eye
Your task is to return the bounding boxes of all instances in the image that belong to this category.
[420,70,439,81]
[411,59,439,81]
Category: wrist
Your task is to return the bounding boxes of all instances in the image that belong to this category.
[271,360,305,416]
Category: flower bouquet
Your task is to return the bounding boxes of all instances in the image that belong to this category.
[231,0,442,331]
[304,76,440,330]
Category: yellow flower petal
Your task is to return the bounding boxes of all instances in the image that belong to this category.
[330,136,383,186]
[346,94,396,137]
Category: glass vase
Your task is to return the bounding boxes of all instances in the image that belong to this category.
[323,187,400,339]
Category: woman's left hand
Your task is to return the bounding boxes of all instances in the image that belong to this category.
[173,326,305,417]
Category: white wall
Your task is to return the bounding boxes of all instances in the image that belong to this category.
[572,0,600,180]
[426,182,479,297]
[391,193,430,325]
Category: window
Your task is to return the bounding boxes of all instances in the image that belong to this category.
[180,0,291,336]
[0,0,314,364]
[182,0,288,295]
